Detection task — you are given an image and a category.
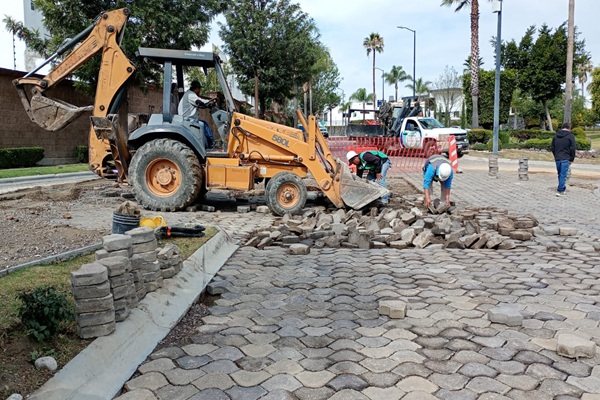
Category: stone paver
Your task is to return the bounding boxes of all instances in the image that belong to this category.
[119,168,600,399]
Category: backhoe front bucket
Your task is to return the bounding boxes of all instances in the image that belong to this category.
[29,94,93,131]
[339,160,390,209]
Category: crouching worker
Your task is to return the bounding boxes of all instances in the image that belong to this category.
[347,150,392,204]
[423,154,453,207]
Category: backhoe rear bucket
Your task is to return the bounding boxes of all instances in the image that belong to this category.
[339,160,390,209]
[29,94,93,131]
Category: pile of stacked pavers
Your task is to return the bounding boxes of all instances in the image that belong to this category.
[70,227,183,339]
[244,201,594,252]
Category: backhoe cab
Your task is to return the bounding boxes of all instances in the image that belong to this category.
[13,8,388,215]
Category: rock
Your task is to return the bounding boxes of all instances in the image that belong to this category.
[324,235,344,248]
[400,228,416,243]
[514,218,536,229]
[281,235,300,244]
[460,233,479,248]
[557,334,596,359]
[72,280,111,300]
[559,227,577,236]
[509,230,533,241]
[96,256,131,277]
[379,300,407,319]
[288,244,310,255]
[410,207,423,217]
[102,234,132,252]
[485,235,504,249]
[125,227,156,245]
[544,226,560,235]
[380,227,395,235]
[256,237,273,250]
[498,240,516,250]
[77,321,116,339]
[6,394,23,400]
[237,205,251,213]
[201,205,216,212]
[348,232,372,249]
[74,294,114,314]
[412,231,434,249]
[34,356,58,371]
[470,234,488,249]
[573,243,596,253]
[488,305,523,326]
[256,205,270,213]
[63,213,72,219]
[71,263,108,287]
[382,210,399,222]
[389,241,409,249]
[372,241,387,249]
[331,223,349,236]
[401,213,417,224]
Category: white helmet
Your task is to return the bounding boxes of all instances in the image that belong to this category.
[437,163,452,181]
[346,150,358,163]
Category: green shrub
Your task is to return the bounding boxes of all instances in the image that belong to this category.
[507,129,539,142]
[498,131,510,145]
[571,127,586,140]
[486,138,503,152]
[471,143,487,151]
[18,285,73,342]
[576,137,591,150]
[76,146,89,163]
[504,142,526,149]
[523,138,552,151]
[468,129,492,144]
[0,147,44,169]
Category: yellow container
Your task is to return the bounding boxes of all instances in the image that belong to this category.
[140,216,166,229]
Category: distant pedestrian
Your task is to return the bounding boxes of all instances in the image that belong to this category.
[422,154,453,208]
[347,150,392,204]
[551,122,576,197]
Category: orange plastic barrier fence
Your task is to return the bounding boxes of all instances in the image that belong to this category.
[327,136,454,174]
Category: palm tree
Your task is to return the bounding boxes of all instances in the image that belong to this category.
[363,33,384,113]
[577,57,593,102]
[340,101,352,126]
[384,65,410,102]
[349,88,374,124]
[442,0,492,128]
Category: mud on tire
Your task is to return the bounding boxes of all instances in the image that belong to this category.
[129,139,203,211]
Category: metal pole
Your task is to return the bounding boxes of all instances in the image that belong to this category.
[382,70,385,103]
[564,0,575,124]
[398,26,416,98]
[492,1,502,155]
[412,30,416,98]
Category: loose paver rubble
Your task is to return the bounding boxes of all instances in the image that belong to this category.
[109,168,600,399]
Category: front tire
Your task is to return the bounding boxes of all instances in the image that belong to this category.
[129,139,203,211]
[266,172,307,216]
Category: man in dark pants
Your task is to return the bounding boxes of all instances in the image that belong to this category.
[347,150,392,204]
[551,122,576,197]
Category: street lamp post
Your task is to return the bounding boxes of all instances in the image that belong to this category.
[398,26,416,98]
[374,67,385,105]
[492,0,502,156]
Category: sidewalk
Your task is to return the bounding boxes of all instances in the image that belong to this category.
[0,171,100,194]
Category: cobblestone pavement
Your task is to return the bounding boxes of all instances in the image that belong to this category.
[117,166,600,400]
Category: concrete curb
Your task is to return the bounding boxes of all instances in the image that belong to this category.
[0,243,103,278]
[0,171,97,184]
[29,228,239,400]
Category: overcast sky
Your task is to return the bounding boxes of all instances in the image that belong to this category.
[2,0,598,102]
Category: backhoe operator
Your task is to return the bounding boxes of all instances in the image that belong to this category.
[178,80,217,148]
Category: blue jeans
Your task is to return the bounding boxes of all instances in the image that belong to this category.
[555,159,570,193]
[366,159,392,202]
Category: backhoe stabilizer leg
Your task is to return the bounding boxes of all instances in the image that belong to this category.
[90,115,130,182]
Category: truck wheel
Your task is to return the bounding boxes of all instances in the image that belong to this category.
[266,172,307,216]
[129,139,203,211]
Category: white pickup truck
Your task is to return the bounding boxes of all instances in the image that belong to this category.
[392,116,470,157]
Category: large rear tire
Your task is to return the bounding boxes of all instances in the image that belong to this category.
[266,172,307,216]
[129,139,203,211]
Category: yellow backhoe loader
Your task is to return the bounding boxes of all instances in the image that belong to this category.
[13,8,387,215]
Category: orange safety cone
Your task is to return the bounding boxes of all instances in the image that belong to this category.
[448,135,459,172]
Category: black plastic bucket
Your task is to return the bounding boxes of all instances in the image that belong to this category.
[112,212,140,234]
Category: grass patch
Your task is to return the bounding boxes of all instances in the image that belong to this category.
[0,164,89,179]
[587,133,600,151]
[0,228,216,398]
[0,228,216,331]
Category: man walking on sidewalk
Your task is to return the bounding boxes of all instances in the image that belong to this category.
[551,122,576,197]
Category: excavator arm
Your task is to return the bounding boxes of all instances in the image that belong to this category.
[13,8,135,180]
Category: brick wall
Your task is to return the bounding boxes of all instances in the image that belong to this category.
[0,68,163,165]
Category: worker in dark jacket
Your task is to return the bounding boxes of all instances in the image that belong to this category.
[347,150,391,204]
[551,122,576,197]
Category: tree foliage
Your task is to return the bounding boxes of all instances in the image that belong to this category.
[298,45,342,119]
[219,0,319,118]
[384,65,409,102]
[349,88,373,123]
[463,69,516,130]
[501,23,589,130]
[363,32,384,108]
[433,66,462,126]
[4,0,223,90]
[590,67,600,122]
